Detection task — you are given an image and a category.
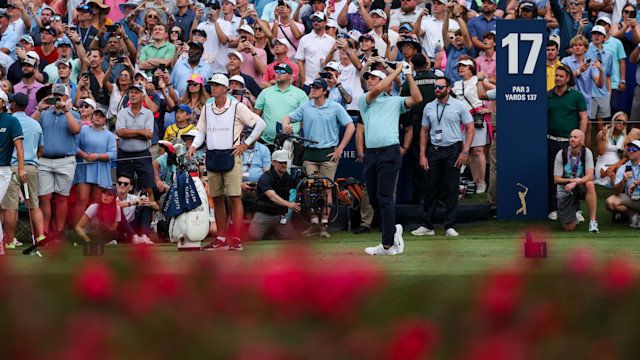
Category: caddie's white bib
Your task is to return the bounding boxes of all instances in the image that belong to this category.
[204,101,238,150]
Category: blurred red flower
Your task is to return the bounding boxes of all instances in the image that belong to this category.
[479,272,524,320]
[566,247,596,277]
[73,261,114,302]
[386,320,439,360]
[600,258,637,294]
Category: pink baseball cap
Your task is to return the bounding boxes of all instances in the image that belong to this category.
[187,73,204,85]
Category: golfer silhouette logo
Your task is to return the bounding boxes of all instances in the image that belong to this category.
[516,183,528,215]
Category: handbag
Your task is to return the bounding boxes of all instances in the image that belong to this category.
[462,81,484,129]
[206,149,235,172]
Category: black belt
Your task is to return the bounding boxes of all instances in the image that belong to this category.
[42,155,72,159]
[366,145,397,153]
[431,142,461,151]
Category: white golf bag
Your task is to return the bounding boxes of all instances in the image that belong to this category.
[169,171,210,251]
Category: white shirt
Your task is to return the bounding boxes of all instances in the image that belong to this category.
[337,62,364,112]
[83,203,122,234]
[367,29,399,56]
[198,19,233,73]
[295,31,338,85]
[119,193,138,223]
[418,15,460,60]
[389,8,421,29]
[8,18,25,38]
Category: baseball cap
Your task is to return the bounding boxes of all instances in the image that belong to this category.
[272,37,291,48]
[40,26,57,36]
[94,108,108,117]
[22,57,37,67]
[19,35,34,46]
[78,98,97,109]
[347,29,362,41]
[0,89,7,103]
[55,59,71,68]
[397,37,421,51]
[176,103,193,114]
[399,23,413,32]
[128,84,145,92]
[411,53,428,69]
[227,51,244,62]
[52,84,69,96]
[192,28,208,38]
[208,73,229,87]
[238,24,255,36]
[596,17,612,26]
[102,186,117,196]
[326,19,338,29]
[629,140,640,149]
[369,9,387,19]
[8,93,28,108]
[311,11,325,20]
[187,73,205,85]
[57,38,72,46]
[26,51,39,60]
[222,0,236,4]
[275,62,293,74]
[0,9,9,19]
[229,74,245,86]
[188,40,204,50]
[363,70,387,80]
[457,59,474,67]
[272,150,289,163]
[359,33,374,42]
[549,34,561,46]
[323,61,341,72]
[520,1,537,10]
[311,77,327,90]
[435,0,448,4]
[181,129,199,142]
[591,25,606,35]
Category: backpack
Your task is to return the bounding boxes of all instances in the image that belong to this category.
[561,146,587,178]
[336,177,364,210]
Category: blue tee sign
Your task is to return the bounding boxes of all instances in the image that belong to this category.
[497,20,547,220]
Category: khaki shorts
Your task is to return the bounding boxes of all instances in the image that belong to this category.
[208,155,242,197]
[2,165,39,210]
[620,193,640,213]
[303,160,339,180]
[38,156,76,196]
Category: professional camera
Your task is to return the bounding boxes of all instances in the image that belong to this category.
[295,175,339,223]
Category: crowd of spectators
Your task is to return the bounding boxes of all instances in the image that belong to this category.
[5,0,640,254]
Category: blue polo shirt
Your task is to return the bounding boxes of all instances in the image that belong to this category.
[561,55,598,117]
[467,15,497,56]
[11,112,43,167]
[358,92,410,149]
[170,59,214,98]
[603,36,626,90]
[615,160,640,192]
[243,142,272,182]
[289,98,353,149]
[0,112,23,166]
[585,43,614,98]
[40,109,81,157]
[422,96,473,147]
[0,28,18,60]
[174,9,197,37]
[116,18,143,50]
[55,80,77,102]
[444,43,471,83]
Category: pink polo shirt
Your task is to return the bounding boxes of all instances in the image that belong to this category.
[262,58,299,84]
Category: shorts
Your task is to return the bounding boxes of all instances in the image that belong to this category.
[208,155,242,197]
[2,165,39,210]
[149,144,161,161]
[303,160,339,180]
[38,156,76,196]
[590,95,611,119]
[619,193,640,213]
[557,184,585,224]
[0,166,11,205]
[116,149,155,189]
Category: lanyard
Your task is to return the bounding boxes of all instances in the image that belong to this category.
[568,147,582,178]
[245,151,255,170]
[79,26,91,46]
[611,134,620,145]
[436,102,446,126]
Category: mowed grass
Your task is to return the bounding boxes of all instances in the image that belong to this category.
[4,186,640,276]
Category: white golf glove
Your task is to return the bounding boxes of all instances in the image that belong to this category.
[402,61,412,76]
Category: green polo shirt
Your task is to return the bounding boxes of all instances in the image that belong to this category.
[139,41,177,76]
[254,84,308,144]
[547,87,587,138]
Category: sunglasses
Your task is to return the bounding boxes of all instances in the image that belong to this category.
[569,1,581,5]
[311,18,324,23]
[171,30,182,34]
[628,147,640,153]
[147,14,159,19]
[78,5,90,10]
[399,29,412,33]
[623,9,635,14]
[188,82,200,86]
[51,16,61,21]
[254,27,262,31]
[80,104,93,108]
[117,181,130,186]
[434,85,447,89]
[275,69,287,74]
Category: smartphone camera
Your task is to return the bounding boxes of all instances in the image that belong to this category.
[319,72,331,79]
[46,97,59,105]
[115,56,125,63]
[231,88,246,95]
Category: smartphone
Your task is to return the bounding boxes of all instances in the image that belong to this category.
[372,48,379,57]
[247,3,254,10]
[585,58,591,63]
[16,42,21,48]
[116,56,125,63]
[152,75,160,90]
[146,1,157,9]
[319,72,331,79]
[631,11,638,18]
[232,88,246,95]
[240,35,247,41]
[249,182,257,187]
[46,97,59,105]
[329,0,334,7]
[382,24,389,34]
[158,63,166,71]
[581,11,588,20]
[105,25,118,32]
[627,165,632,172]
[425,2,432,13]
[82,71,90,79]
[278,0,284,6]
[140,191,147,198]
[69,25,77,32]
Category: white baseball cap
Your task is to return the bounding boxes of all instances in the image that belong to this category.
[208,73,229,87]
[229,74,245,86]
[26,51,39,60]
[363,70,387,80]
[272,37,291,48]
[227,51,244,62]
[0,89,8,103]
[272,150,289,162]
[323,61,341,72]
[238,24,255,36]
[591,25,606,35]
[311,11,325,20]
[78,98,97,109]
[369,9,387,19]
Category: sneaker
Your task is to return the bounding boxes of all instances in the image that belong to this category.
[140,234,154,245]
[105,240,118,246]
[393,224,404,254]
[229,237,243,251]
[589,220,600,233]
[132,234,143,245]
[319,228,330,238]
[476,182,487,194]
[4,241,15,250]
[411,226,435,236]
[365,244,398,256]
[631,214,640,229]
[13,238,23,247]
[576,210,585,224]
[548,211,558,221]
[302,225,320,237]
[35,235,45,243]
[203,238,229,251]
[445,228,459,237]
[353,226,371,235]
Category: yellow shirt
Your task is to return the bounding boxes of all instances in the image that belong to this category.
[547,60,562,91]
[163,123,196,144]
